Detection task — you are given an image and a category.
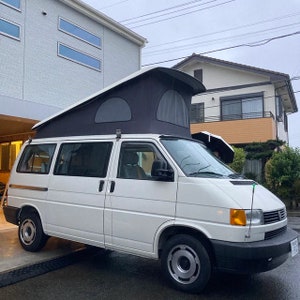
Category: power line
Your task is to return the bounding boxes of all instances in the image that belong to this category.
[128,0,235,28]
[120,0,206,23]
[142,30,300,67]
[145,11,300,50]
[143,21,300,57]
[99,0,130,10]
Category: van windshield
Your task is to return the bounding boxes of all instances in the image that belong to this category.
[161,137,236,178]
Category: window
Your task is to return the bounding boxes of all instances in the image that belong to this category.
[276,96,283,121]
[190,103,204,123]
[17,144,56,174]
[118,142,170,180]
[221,93,263,121]
[1,0,21,10]
[161,138,233,178]
[54,142,112,177]
[58,43,101,71]
[0,18,20,39]
[194,69,203,82]
[0,141,22,171]
[95,98,131,123]
[157,90,189,127]
[59,18,101,48]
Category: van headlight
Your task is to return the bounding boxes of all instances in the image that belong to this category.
[230,209,264,226]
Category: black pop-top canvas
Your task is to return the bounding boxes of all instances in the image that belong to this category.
[33,67,206,139]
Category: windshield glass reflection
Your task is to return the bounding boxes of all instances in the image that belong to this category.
[161,138,236,178]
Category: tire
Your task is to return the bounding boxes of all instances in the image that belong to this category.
[161,234,211,293]
[18,213,48,252]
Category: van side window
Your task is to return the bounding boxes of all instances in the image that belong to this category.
[118,142,170,180]
[54,142,112,177]
[17,144,56,174]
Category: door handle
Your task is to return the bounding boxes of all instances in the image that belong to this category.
[99,180,104,192]
[110,181,115,193]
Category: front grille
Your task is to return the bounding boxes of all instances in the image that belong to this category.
[265,225,287,240]
[263,208,286,224]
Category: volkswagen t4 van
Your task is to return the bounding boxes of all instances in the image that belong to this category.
[3,67,298,293]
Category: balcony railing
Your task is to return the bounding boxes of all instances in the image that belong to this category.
[199,111,274,123]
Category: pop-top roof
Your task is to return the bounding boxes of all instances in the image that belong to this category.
[33,67,206,139]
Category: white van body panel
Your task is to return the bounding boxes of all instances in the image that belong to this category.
[45,175,107,246]
[3,133,298,286]
[104,137,178,254]
[215,181,284,211]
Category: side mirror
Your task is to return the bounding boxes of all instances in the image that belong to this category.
[151,160,174,181]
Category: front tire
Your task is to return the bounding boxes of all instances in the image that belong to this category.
[18,213,48,252]
[161,234,211,293]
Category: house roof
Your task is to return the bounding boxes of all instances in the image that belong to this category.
[33,67,206,138]
[59,0,147,47]
[173,54,298,113]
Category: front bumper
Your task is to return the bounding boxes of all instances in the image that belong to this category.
[211,227,299,273]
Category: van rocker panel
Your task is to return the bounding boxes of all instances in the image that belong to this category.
[212,227,298,273]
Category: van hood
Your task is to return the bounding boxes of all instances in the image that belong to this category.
[211,179,285,211]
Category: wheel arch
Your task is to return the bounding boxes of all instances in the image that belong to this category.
[156,224,216,266]
[18,205,44,226]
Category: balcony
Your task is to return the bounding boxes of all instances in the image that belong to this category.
[190,111,276,145]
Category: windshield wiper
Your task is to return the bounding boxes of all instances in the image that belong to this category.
[188,171,225,178]
[228,173,245,179]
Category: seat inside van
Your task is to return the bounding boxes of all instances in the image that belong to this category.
[120,151,147,179]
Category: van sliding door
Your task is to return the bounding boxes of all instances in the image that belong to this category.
[46,141,113,247]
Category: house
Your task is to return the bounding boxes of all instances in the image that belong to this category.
[173,54,298,147]
[0,0,146,183]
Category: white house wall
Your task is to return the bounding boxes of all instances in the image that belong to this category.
[103,28,141,87]
[1,0,144,112]
[1,2,25,101]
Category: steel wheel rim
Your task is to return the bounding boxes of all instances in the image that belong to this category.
[20,219,36,245]
[167,244,200,284]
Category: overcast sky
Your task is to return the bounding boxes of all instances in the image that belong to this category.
[82,0,300,147]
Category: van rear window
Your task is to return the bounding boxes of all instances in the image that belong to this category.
[17,144,56,174]
[54,142,112,177]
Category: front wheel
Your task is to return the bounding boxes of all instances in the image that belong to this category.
[161,234,211,293]
[18,213,48,252]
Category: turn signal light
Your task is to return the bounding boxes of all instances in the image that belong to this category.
[230,209,246,226]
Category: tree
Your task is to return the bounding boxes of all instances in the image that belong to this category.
[228,146,246,174]
[265,147,300,204]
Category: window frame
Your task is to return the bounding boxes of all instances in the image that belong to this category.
[117,141,172,181]
[17,144,56,174]
[54,141,113,178]
[58,17,102,49]
[275,96,283,122]
[220,92,264,121]
[57,42,102,71]
[190,102,204,123]
[0,17,21,40]
[0,0,21,11]
[194,69,203,82]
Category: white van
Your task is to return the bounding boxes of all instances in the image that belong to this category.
[3,67,298,293]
